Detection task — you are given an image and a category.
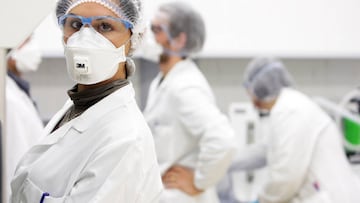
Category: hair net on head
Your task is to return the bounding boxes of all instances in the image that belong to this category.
[243,57,294,102]
[158,2,206,55]
[55,0,145,55]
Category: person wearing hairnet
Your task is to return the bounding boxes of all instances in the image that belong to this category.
[10,0,162,202]
[143,2,236,203]
[6,36,44,199]
[235,57,360,203]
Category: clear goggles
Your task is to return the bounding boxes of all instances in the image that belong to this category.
[59,14,133,38]
[150,24,168,35]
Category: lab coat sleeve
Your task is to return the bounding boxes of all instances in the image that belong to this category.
[229,142,267,171]
[259,110,318,203]
[172,86,237,190]
[65,136,162,203]
[6,80,44,198]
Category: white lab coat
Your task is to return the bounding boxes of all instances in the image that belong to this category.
[245,88,360,203]
[5,76,44,198]
[144,59,236,203]
[10,84,163,203]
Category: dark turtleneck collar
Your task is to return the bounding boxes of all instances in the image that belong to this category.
[54,79,129,130]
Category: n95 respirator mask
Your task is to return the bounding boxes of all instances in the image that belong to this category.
[64,27,127,85]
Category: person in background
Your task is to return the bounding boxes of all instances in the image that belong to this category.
[5,36,44,199]
[10,0,162,202]
[144,2,236,203]
[233,57,360,203]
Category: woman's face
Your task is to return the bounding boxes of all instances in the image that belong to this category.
[63,2,131,53]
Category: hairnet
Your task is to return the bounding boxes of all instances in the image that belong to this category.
[243,57,294,101]
[55,0,145,54]
[158,2,206,55]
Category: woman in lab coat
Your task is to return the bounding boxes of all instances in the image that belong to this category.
[144,2,236,203]
[238,57,360,203]
[6,36,44,199]
[10,0,162,202]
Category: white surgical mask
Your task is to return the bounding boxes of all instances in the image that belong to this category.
[10,38,42,73]
[64,27,127,85]
[137,32,163,63]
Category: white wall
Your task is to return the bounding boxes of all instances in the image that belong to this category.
[159,0,360,57]
[34,0,360,58]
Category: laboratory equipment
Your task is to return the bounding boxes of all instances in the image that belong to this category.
[314,90,360,154]
[337,88,360,162]
[224,102,267,203]
[314,90,360,176]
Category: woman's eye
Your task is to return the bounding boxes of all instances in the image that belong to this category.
[70,20,83,30]
[98,23,113,32]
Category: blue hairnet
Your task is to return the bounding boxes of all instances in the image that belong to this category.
[243,57,294,101]
[158,2,206,55]
[56,0,145,54]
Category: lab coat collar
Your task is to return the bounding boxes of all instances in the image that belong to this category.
[145,59,196,112]
[43,99,73,135]
[158,59,195,89]
[43,83,134,145]
[73,83,134,132]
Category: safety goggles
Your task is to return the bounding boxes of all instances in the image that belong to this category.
[59,14,133,38]
[150,24,167,34]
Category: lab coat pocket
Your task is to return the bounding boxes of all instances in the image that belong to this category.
[22,178,66,203]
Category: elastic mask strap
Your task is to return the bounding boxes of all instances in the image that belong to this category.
[163,48,188,58]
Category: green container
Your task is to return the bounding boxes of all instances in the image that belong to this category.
[343,118,360,145]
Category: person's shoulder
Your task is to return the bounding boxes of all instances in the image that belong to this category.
[284,88,320,111]
[277,88,311,108]
[270,89,304,118]
[171,59,200,77]
[97,102,148,137]
[6,76,22,100]
[273,88,328,121]
[171,60,209,88]
[6,76,37,112]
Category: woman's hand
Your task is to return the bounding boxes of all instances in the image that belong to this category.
[162,165,204,196]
